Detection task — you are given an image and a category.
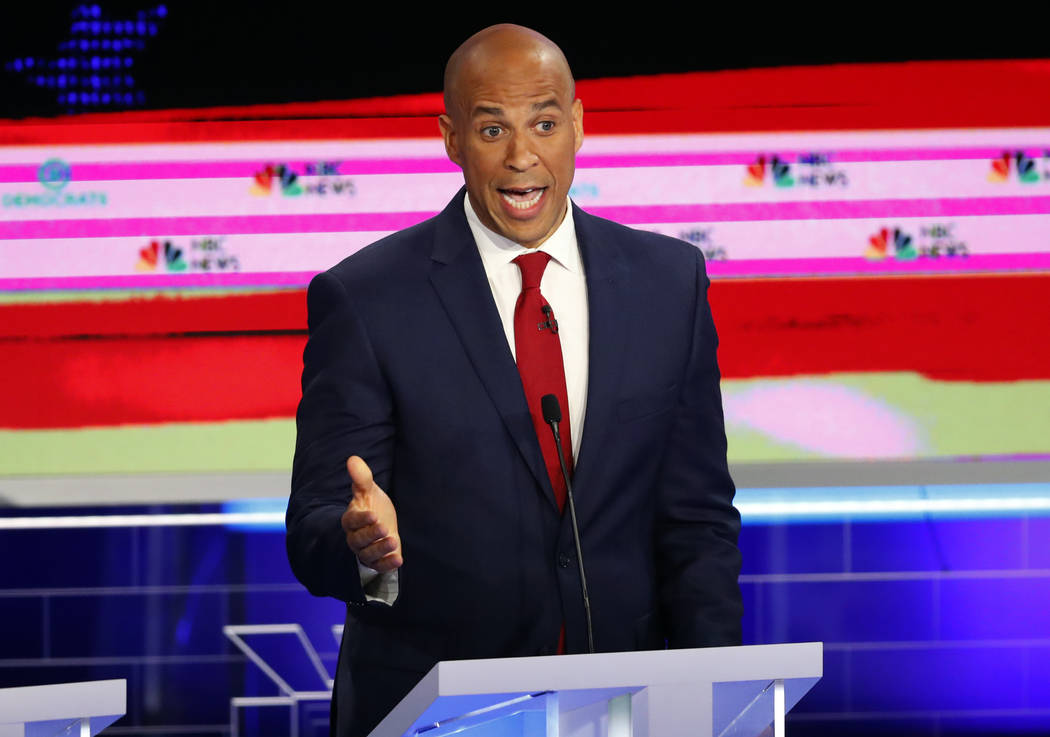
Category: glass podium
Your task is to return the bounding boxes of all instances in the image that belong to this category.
[0,680,126,737]
[368,643,822,737]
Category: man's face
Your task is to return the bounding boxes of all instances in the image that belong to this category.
[439,49,584,249]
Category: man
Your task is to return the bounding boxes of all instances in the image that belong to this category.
[287,24,743,737]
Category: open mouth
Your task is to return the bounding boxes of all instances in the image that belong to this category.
[499,186,547,210]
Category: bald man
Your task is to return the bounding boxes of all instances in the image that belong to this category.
[288,25,743,736]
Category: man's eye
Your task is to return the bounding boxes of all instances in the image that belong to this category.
[483,126,502,137]
[538,121,555,132]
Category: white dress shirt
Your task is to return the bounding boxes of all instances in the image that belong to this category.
[464,194,589,458]
[359,194,590,603]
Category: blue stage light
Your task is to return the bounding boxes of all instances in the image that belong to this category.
[736,483,1050,523]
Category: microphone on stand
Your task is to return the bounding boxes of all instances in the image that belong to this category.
[541,393,594,654]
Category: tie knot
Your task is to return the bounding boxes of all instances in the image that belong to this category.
[514,251,552,291]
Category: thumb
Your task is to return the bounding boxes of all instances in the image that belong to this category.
[346,455,375,499]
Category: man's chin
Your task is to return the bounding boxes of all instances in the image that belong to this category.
[494,220,557,248]
[488,202,565,247]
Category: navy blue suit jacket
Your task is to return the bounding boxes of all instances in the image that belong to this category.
[287,189,743,736]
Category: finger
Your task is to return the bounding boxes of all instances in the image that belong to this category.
[368,550,404,574]
[346,456,374,497]
[356,535,400,567]
[345,522,389,553]
[341,507,377,533]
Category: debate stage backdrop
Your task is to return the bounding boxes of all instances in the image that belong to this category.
[1,57,1049,735]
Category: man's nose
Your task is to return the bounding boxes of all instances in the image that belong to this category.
[504,132,538,171]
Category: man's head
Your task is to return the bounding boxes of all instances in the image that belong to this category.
[439,25,583,249]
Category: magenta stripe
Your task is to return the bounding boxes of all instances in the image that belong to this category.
[590,196,1050,223]
[0,147,1037,182]
[0,158,461,183]
[583,147,1034,167]
[0,211,437,239]
[0,272,319,291]
[5,252,1048,292]
[4,197,1050,239]
[708,253,1050,278]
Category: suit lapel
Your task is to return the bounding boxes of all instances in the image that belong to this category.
[572,205,629,499]
[428,191,559,511]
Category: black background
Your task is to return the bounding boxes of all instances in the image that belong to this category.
[0,3,1041,118]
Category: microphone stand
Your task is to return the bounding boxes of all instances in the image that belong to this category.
[542,394,595,654]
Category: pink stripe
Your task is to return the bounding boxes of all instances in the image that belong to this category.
[708,253,1050,278]
[3,197,1049,241]
[0,212,437,239]
[4,252,1047,292]
[0,272,318,291]
[583,147,1033,167]
[0,147,1035,182]
[589,197,1050,224]
[0,158,460,183]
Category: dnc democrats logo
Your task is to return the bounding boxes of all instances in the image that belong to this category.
[3,158,107,208]
[987,151,1044,183]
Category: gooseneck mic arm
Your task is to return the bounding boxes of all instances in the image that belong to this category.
[541,394,595,654]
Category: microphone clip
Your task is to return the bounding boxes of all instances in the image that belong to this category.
[537,304,559,334]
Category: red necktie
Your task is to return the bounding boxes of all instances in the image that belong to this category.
[513,251,572,655]
[513,251,574,511]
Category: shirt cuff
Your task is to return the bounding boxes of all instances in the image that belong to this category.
[357,560,399,605]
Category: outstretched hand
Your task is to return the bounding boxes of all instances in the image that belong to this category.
[341,456,403,573]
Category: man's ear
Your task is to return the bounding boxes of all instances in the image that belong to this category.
[438,114,462,168]
[572,99,584,154]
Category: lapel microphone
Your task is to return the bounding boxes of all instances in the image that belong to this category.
[541,394,595,654]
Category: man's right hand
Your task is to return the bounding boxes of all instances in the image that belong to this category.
[341,456,403,573]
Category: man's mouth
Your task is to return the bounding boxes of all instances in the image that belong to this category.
[499,187,546,210]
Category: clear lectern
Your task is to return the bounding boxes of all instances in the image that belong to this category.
[368,642,822,737]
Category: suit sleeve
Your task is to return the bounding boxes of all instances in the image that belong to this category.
[286,270,396,604]
[656,248,744,647]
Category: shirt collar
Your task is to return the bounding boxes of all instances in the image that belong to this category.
[464,192,581,275]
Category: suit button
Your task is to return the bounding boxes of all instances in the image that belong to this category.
[558,553,571,568]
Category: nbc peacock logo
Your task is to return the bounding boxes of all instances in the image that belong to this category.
[250,164,303,196]
[744,155,794,187]
[987,151,1040,183]
[865,227,917,261]
[136,239,187,272]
